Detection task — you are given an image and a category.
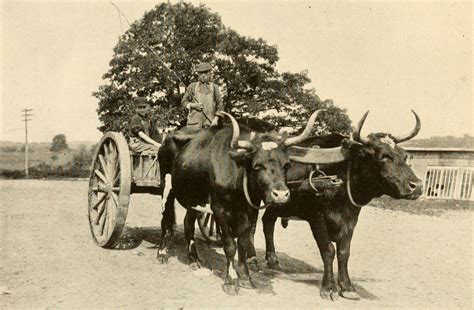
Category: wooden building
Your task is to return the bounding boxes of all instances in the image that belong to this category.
[404,147,474,201]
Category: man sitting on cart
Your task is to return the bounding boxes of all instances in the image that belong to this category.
[128,97,162,154]
[182,62,223,130]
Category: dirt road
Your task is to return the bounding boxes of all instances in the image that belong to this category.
[1,180,472,308]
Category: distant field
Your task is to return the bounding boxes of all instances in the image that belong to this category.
[0,151,73,170]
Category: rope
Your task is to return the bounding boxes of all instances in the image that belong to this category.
[110,1,212,123]
[346,162,366,208]
[243,169,267,210]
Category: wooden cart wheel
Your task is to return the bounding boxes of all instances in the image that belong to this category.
[197,213,223,246]
[88,132,131,248]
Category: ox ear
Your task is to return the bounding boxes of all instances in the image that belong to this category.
[172,135,193,147]
[359,147,375,158]
[342,138,375,158]
[229,149,255,165]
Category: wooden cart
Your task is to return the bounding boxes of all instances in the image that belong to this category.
[87,132,222,248]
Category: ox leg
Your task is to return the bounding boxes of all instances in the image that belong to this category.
[246,208,261,272]
[212,205,240,295]
[157,188,176,264]
[337,232,360,300]
[236,235,256,289]
[235,213,256,289]
[184,209,200,270]
[309,215,339,301]
[262,206,280,270]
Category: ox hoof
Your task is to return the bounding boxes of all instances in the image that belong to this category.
[156,254,168,264]
[340,290,360,300]
[266,261,280,270]
[266,253,280,270]
[222,283,239,295]
[320,289,339,301]
[247,257,261,272]
[238,278,256,289]
[189,262,201,270]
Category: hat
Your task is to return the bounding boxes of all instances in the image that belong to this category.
[134,97,149,106]
[195,62,212,73]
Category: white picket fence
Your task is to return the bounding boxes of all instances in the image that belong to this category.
[423,166,474,200]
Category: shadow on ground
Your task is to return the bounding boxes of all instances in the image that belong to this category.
[113,224,378,299]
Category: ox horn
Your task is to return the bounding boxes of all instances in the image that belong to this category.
[285,109,326,146]
[392,110,421,143]
[352,110,370,144]
[221,112,254,150]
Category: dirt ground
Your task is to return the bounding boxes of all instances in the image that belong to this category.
[1,180,472,309]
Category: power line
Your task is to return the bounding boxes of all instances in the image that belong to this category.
[112,3,124,35]
[1,127,24,134]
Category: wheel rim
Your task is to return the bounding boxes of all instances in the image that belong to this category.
[197,213,223,246]
[88,132,131,248]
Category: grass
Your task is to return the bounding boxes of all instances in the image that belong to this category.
[0,148,91,179]
[371,196,473,216]
[0,150,73,170]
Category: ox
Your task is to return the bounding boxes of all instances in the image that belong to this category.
[157,111,337,295]
[258,111,423,300]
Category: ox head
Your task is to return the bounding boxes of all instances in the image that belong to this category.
[348,110,423,199]
[222,111,324,206]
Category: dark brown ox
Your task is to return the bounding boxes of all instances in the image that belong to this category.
[259,110,423,301]
[157,111,333,295]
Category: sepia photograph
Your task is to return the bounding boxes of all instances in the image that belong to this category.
[1,0,472,308]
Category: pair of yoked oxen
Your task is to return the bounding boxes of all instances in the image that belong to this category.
[157,109,423,300]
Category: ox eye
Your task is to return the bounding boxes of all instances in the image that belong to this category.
[380,154,393,162]
[253,164,266,171]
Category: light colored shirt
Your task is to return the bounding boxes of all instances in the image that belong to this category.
[182,81,223,128]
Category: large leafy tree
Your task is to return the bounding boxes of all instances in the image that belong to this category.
[93,2,351,135]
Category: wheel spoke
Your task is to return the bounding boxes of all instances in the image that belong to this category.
[112,173,120,187]
[99,199,109,236]
[95,169,108,184]
[110,192,119,208]
[91,194,107,210]
[95,195,108,225]
[104,197,112,238]
[114,160,120,181]
[98,154,111,181]
[106,198,114,238]
[104,141,111,157]
[108,140,115,152]
[106,141,118,181]
[108,141,118,159]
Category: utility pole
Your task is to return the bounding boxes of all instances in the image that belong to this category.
[21,108,33,178]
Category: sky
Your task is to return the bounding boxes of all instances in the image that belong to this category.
[1,0,472,142]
